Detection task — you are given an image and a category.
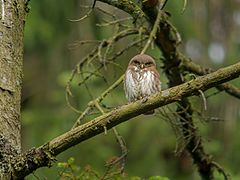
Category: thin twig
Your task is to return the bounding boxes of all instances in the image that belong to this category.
[181,0,188,14]
[141,5,162,54]
[76,38,145,89]
[68,40,102,50]
[96,17,133,27]
[91,100,127,177]
[69,9,93,22]
[211,161,231,180]
[198,90,207,111]
[112,128,127,173]
[107,37,147,61]
[78,67,106,86]
[65,86,82,113]
[72,75,124,129]
[72,107,92,128]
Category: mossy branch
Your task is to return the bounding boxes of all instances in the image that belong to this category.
[11,62,240,179]
[181,55,240,99]
[99,0,145,20]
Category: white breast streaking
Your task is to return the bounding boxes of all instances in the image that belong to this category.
[124,70,159,102]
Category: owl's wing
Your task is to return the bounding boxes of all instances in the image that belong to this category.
[124,69,138,102]
[150,68,161,91]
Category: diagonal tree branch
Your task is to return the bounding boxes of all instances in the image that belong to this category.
[11,62,240,179]
[181,56,240,99]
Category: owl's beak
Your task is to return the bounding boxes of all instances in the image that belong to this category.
[140,64,145,69]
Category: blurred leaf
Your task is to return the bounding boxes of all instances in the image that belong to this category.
[148,176,170,180]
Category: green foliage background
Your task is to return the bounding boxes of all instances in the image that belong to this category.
[22,0,240,179]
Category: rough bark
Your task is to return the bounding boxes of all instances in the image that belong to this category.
[0,0,28,179]
[181,56,240,99]
[11,62,240,179]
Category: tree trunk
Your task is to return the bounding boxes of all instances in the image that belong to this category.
[0,0,28,179]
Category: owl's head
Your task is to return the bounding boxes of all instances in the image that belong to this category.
[129,54,156,69]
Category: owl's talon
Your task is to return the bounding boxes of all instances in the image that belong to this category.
[141,96,148,103]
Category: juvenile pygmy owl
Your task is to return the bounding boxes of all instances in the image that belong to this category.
[124,54,161,114]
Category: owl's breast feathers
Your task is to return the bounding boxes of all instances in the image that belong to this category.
[124,68,161,102]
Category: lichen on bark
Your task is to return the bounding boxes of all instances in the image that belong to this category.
[0,0,28,178]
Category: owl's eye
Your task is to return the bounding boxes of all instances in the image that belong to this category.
[133,60,140,65]
[145,62,152,66]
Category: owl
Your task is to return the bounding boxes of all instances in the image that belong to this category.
[124,54,161,114]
